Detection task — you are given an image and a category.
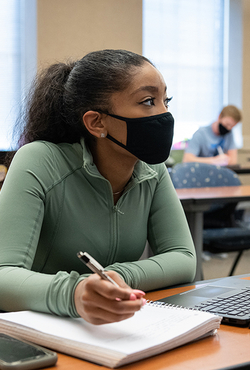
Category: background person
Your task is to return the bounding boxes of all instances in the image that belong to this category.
[183,105,242,166]
[0,49,196,325]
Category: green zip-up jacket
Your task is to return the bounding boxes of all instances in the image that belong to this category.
[0,139,196,317]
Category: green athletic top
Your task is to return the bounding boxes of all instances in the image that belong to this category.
[0,139,196,317]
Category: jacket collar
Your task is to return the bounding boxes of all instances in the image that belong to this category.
[80,138,158,184]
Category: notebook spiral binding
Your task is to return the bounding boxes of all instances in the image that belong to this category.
[146,300,200,312]
[146,301,220,318]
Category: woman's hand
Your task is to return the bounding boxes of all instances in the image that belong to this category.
[74,271,146,325]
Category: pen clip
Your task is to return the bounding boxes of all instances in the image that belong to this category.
[77,251,104,271]
[77,251,119,287]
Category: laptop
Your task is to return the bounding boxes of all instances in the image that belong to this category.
[217,362,250,370]
[158,276,250,327]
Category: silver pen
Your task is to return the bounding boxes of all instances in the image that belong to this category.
[77,251,119,287]
[217,146,224,155]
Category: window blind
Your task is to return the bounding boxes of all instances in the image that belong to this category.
[0,0,22,150]
[0,0,36,151]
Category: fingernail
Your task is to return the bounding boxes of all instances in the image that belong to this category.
[129,293,137,301]
[142,298,147,306]
[133,289,146,296]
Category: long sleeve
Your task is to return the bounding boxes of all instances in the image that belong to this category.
[0,143,88,316]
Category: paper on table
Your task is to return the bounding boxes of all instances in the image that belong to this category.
[0,305,220,355]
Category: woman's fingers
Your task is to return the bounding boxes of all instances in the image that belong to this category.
[74,271,146,324]
[92,271,146,301]
[82,307,136,325]
[83,290,145,322]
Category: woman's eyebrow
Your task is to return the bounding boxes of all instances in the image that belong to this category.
[130,85,167,96]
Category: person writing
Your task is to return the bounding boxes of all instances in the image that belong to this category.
[183,105,242,166]
[0,49,196,325]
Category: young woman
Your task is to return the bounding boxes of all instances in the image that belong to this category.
[0,49,196,325]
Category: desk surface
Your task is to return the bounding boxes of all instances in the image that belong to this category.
[46,276,250,370]
[227,165,250,174]
[176,184,250,203]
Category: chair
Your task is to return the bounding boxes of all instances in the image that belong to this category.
[170,162,250,276]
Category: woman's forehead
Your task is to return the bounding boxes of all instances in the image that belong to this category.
[126,63,166,95]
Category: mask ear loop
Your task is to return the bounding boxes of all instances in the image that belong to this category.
[104,113,128,149]
[106,133,128,149]
[106,113,128,121]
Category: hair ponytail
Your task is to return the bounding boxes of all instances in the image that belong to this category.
[14,49,152,152]
[17,61,88,146]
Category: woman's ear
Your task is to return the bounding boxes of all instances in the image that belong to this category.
[83,111,107,138]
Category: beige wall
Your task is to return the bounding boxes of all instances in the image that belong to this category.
[37,0,249,151]
[37,0,142,67]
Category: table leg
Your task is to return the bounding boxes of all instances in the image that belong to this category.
[185,211,204,281]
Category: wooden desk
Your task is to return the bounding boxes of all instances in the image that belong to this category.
[45,276,250,370]
[176,185,250,281]
[227,165,250,175]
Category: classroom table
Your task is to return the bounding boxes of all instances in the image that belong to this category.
[176,185,250,281]
[44,275,250,370]
[227,164,250,175]
[168,164,250,175]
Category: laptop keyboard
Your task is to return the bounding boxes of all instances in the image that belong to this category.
[194,288,250,317]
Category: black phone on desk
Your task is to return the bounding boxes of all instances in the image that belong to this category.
[0,333,57,370]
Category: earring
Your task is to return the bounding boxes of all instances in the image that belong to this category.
[100,133,106,138]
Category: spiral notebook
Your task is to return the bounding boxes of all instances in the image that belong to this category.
[0,303,221,368]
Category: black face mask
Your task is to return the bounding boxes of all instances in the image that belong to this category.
[106,112,174,164]
[219,123,231,136]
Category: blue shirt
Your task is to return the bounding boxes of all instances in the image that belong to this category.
[185,124,236,157]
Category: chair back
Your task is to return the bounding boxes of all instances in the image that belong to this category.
[170,162,241,189]
[170,162,242,228]
[0,165,7,189]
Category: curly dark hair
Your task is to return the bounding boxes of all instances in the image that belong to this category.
[15,49,153,150]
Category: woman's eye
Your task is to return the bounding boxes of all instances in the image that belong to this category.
[141,98,155,106]
[164,96,173,107]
